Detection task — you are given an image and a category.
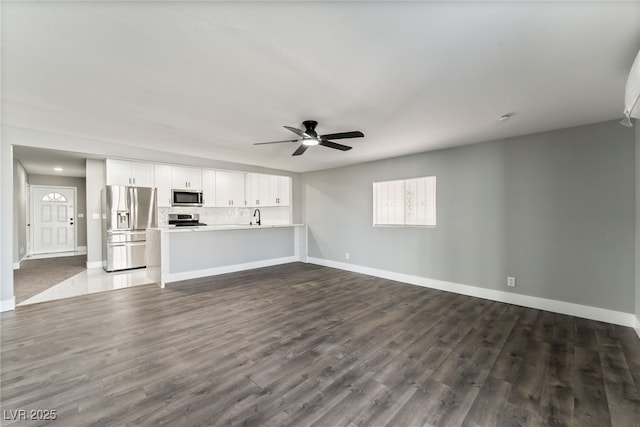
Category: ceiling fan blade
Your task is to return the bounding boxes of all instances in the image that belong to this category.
[319,140,352,151]
[284,126,309,138]
[291,144,309,156]
[253,139,299,145]
[320,131,364,140]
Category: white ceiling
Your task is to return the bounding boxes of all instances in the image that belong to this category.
[12,146,90,178]
[3,1,640,174]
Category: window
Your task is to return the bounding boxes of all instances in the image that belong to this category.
[41,192,67,202]
[373,176,436,227]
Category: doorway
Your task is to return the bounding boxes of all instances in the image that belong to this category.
[29,185,77,255]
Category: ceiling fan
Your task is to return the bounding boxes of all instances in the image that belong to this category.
[253,120,364,156]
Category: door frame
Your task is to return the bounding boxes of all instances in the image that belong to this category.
[28,184,78,256]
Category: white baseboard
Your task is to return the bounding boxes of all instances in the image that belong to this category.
[307,257,637,329]
[166,256,300,285]
[634,316,640,339]
[1,297,16,312]
[13,254,27,270]
[86,260,103,269]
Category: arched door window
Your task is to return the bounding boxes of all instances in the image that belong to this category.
[41,192,67,202]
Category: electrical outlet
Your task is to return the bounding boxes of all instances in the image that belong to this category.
[507,276,516,287]
[345,252,350,260]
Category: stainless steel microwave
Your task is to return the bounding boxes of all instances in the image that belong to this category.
[171,189,203,207]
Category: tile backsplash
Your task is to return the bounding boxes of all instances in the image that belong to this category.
[158,206,292,227]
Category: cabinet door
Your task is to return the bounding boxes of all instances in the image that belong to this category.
[202,170,216,207]
[106,159,154,187]
[229,172,247,206]
[248,173,271,206]
[171,166,202,189]
[154,164,172,208]
[106,159,133,186]
[215,171,246,206]
[131,162,154,187]
[276,176,291,206]
[265,175,279,206]
[214,171,232,206]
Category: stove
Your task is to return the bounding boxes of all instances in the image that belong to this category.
[168,213,207,227]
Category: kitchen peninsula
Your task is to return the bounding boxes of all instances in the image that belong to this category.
[146,224,307,287]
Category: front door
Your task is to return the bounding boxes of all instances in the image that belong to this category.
[31,186,76,254]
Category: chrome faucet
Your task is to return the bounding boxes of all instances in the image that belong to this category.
[253,208,261,226]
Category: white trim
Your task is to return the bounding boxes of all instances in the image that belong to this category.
[165,256,300,286]
[307,257,636,328]
[86,260,103,269]
[77,246,87,251]
[634,316,640,339]
[13,253,28,269]
[1,297,16,312]
[29,184,78,255]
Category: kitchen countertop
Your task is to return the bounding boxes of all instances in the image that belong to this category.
[149,223,305,233]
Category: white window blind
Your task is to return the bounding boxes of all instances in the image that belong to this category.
[373,176,436,227]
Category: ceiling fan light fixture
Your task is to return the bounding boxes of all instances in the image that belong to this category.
[254,120,363,156]
[302,138,320,146]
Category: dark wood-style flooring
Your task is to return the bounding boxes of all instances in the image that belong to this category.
[1,263,639,426]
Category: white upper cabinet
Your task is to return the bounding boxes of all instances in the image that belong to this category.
[246,174,291,206]
[171,166,202,190]
[106,159,154,187]
[154,164,172,208]
[215,171,246,207]
[202,170,216,207]
[107,158,291,210]
[275,176,291,206]
[247,173,272,206]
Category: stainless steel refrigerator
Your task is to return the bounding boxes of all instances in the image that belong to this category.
[102,185,157,272]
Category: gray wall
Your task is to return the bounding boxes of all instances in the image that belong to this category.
[28,174,87,248]
[302,120,636,313]
[86,159,105,266]
[13,160,28,263]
